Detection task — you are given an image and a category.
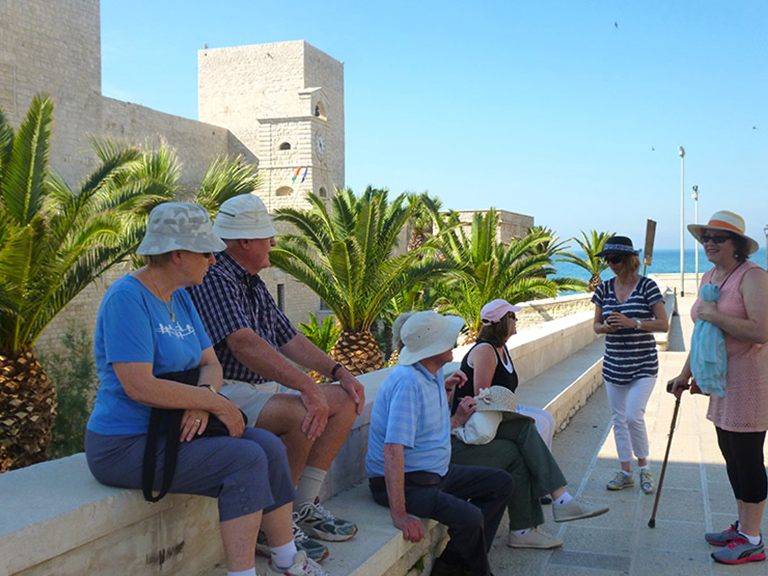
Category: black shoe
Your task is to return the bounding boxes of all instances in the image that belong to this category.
[539,496,553,505]
[430,557,467,576]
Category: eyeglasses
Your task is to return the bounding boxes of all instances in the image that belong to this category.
[509,312,517,321]
[699,234,731,245]
[603,255,623,264]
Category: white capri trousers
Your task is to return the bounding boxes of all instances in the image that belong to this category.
[516,404,556,450]
[604,376,657,463]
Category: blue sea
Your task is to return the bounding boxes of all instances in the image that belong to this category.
[556,248,768,284]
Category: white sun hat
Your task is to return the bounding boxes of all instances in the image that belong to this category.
[398,311,465,366]
[213,193,278,240]
[136,202,226,256]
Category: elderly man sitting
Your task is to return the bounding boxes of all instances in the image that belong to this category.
[366,311,514,576]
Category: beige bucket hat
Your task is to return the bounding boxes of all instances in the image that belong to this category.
[136,202,226,256]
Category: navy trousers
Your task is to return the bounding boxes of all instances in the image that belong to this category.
[370,464,514,576]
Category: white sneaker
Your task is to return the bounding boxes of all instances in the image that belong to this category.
[507,526,563,549]
[267,551,332,576]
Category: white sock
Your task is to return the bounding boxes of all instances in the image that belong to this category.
[511,528,531,535]
[553,492,573,506]
[271,540,298,569]
[639,465,650,471]
[227,569,257,576]
[295,466,327,509]
[739,531,761,546]
[620,470,632,477]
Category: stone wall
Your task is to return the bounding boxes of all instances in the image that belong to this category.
[515,293,594,329]
[454,209,534,242]
[0,0,102,186]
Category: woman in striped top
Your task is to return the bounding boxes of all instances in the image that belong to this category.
[591,236,669,495]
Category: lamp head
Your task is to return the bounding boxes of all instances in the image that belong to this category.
[678,146,685,158]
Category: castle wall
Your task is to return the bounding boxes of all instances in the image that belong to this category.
[101,97,233,189]
[0,0,103,186]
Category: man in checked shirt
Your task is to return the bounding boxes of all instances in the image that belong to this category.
[188,194,365,563]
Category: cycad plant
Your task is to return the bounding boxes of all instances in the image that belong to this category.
[270,187,453,375]
[0,94,176,472]
[430,207,573,339]
[559,230,614,292]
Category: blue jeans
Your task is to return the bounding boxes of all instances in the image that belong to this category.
[370,464,514,576]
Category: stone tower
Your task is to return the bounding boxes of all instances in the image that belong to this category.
[198,41,344,210]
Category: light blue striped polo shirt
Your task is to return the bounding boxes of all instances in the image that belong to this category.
[366,363,451,478]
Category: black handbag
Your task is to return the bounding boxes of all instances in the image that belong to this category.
[141,368,248,502]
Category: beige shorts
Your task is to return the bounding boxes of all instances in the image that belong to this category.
[220,379,298,425]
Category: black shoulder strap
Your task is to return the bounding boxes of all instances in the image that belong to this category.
[141,368,199,503]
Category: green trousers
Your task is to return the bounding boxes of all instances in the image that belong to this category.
[451,416,567,530]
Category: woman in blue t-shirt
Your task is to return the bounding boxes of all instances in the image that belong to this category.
[591,236,668,495]
[85,203,328,576]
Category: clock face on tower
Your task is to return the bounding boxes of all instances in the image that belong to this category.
[315,133,325,159]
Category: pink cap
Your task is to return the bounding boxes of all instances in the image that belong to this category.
[480,299,522,325]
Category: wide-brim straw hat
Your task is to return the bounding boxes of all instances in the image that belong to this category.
[688,210,759,255]
[474,386,518,419]
[595,235,641,257]
[398,311,465,366]
[137,202,226,256]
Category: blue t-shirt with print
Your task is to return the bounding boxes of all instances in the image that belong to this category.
[87,274,212,435]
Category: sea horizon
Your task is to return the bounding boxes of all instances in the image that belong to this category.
[556,247,768,283]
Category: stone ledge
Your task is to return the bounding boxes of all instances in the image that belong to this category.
[0,309,604,576]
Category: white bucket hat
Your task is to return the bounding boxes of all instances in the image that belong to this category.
[398,311,465,366]
[136,202,226,256]
[687,210,759,255]
[475,386,518,419]
[213,194,278,240]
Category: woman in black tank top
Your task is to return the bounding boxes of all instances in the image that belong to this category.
[448,299,610,549]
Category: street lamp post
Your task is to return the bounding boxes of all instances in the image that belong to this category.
[764,225,768,270]
[692,185,699,291]
[679,146,685,296]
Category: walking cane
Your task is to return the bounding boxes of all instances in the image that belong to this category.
[648,394,682,528]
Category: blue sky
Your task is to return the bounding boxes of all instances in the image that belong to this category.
[101,1,767,250]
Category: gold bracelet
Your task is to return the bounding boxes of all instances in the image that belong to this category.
[199,384,217,394]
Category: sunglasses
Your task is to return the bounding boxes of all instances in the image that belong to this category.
[509,312,517,321]
[200,252,212,258]
[603,255,623,264]
[699,234,731,245]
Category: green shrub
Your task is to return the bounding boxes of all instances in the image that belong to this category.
[43,329,97,459]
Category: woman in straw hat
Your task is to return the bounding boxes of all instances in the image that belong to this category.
[448,299,609,549]
[591,236,669,495]
[85,203,331,576]
[669,210,768,565]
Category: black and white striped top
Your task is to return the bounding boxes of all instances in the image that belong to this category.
[591,276,663,385]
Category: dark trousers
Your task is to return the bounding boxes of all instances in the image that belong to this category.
[370,464,514,576]
[716,427,767,503]
[451,417,567,530]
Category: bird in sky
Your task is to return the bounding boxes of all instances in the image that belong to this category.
[615,21,618,28]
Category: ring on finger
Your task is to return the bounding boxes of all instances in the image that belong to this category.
[194,418,202,424]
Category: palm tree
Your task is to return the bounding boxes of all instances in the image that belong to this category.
[429,208,569,339]
[559,230,614,292]
[524,225,587,293]
[0,94,177,472]
[405,192,442,252]
[193,155,261,217]
[270,186,453,375]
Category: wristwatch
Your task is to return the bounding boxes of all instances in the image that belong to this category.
[636,319,642,330]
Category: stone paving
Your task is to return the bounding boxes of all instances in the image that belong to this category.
[490,287,767,575]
